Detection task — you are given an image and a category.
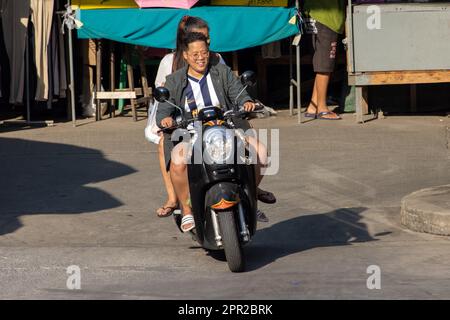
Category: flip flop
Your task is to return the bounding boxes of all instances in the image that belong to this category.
[181,214,195,233]
[257,189,277,204]
[317,111,341,120]
[156,205,178,218]
[304,112,317,119]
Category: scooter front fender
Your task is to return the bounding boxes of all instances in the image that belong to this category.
[205,182,240,211]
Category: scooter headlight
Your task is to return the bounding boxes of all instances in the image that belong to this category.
[203,128,233,164]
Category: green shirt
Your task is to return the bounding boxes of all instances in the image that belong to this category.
[303,0,346,34]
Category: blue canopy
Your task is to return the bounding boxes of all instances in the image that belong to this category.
[76,6,299,52]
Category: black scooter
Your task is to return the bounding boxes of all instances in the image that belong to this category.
[154,71,261,272]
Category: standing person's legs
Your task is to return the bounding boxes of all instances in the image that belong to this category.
[156,135,178,217]
[313,72,332,112]
[306,21,341,120]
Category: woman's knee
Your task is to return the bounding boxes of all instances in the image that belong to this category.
[171,142,190,165]
[257,142,268,166]
[247,137,268,166]
[170,162,187,176]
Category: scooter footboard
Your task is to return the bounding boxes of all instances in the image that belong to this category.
[205,183,240,211]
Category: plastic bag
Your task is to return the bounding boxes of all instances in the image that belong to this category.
[144,100,161,145]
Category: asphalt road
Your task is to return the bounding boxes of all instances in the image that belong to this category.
[0,112,449,299]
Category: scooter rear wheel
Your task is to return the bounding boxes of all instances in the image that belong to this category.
[218,210,245,273]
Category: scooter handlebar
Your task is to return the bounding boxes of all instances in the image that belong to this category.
[158,106,265,133]
[157,118,195,134]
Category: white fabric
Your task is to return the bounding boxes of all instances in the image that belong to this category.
[145,53,174,146]
[144,100,161,145]
[154,53,174,87]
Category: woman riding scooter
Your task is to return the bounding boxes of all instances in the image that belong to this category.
[149,16,275,220]
[157,32,271,232]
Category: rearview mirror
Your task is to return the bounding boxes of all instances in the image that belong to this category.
[240,71,257,87]
[154,87,170,103]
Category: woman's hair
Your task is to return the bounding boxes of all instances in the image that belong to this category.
[172,16,210,72]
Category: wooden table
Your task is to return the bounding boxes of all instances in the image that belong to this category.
[349,70,450,123]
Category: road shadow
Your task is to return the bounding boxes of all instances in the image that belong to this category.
[245,207,382,271]
[0,137,136,236]
[0,121,54,134]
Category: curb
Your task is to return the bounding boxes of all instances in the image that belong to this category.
[400,185,450,236]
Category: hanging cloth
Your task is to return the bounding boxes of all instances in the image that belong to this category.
[56,12,67,98]
[1,0,30,104]
[48,9,59,101]
[30,0,54,101]
[0,0,4,98]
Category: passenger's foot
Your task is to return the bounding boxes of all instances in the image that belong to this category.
[256,210,269,223]
[257,188,277,204]
[181,213,195,233]
[156,201,178,218]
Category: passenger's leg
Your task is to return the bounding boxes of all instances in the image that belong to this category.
[247,136,268,187]
[170,143,194,231]
[246,137,276,219]
[157,135,178,216]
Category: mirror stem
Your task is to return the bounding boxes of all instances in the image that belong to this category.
[163,100,185,120]
[234,85,248,110]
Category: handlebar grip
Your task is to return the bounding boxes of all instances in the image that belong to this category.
[157,125,178,134]
[157,119,191,133]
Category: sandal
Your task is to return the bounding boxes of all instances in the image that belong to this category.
[317,111,341,120]
[181,214,195,233]
[156,204,178,218]
[304,112,317,119]
[305,102,317,119]
[256,210,269,223]
[257,188,277,204]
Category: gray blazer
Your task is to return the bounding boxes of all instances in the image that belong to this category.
[156,62,253,128]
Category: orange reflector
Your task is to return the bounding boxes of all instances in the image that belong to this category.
[211,198,238,210]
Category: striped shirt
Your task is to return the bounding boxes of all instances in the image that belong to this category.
[184,70,220,117]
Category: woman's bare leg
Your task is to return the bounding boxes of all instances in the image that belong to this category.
[247,136,268,187]
[170,143,194,231]
[157,136,178,214]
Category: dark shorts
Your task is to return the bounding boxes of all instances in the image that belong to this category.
[312,21,339,73]
[162,118,252,171]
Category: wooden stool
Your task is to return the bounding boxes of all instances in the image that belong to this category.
[94,42,152,122]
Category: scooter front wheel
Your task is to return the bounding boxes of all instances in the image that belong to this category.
[218,210,245,273]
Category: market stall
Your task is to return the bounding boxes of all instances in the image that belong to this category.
[69,1,302,125]
[2,0,300,125]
